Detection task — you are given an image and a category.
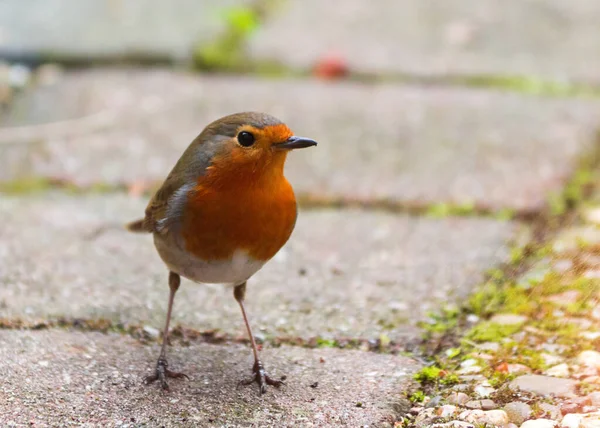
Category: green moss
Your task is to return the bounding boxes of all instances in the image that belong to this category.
[315,338,337,348]
[0,177,57,194]
[425,202,477,218]
[457,74,600,98]
[495,208,517,221]
[419,306,460,335]
[440,373,460,386]
[494,341,548,372]
[548,155,599,216]
[193,6,260,71]
[488,371,516,388]
[409,390,426,403]
[465,321,522,343]
[414,366,442,384]
[468,282,534,318]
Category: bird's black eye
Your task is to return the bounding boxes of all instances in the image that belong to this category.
[237,131,255,147]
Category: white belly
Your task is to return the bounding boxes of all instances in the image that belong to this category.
[153,233,266,286]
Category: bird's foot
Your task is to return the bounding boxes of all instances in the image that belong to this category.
[144,357,189,390]
[240,360,286,394]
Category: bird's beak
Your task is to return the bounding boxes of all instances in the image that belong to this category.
[273,136,318,150]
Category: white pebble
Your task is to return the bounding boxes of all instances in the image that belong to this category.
[544,363,569,377]
[562,413,584,428]
[577,350,600,369]
[521,419,558,428]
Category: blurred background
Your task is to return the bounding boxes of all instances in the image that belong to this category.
[1,1,600,425]
[1,0,599,214]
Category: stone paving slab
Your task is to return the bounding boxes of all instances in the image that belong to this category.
[249,0,600,84]
[0,329,419,426]
[0,193,516,342]
[2,70,599,211]
[0,0,247,62]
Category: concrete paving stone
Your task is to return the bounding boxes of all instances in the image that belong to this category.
[2,70,599,211]
[0,0,248,62]
[0,329,420,426]
[0,193,516,342]
[249,0,600,84]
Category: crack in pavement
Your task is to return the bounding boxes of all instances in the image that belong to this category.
[0,316,425,356]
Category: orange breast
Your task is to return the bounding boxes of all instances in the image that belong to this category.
[181,165,298,262]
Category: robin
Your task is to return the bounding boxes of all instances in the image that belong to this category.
[126,112,317,394]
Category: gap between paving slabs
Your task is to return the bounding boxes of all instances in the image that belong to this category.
[0,192,516,426]
[186,0,600,99]
[398,154,600,426]
[0,193,517,345]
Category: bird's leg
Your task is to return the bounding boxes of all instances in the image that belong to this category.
[144,271,189,390]
[234,282,285,394]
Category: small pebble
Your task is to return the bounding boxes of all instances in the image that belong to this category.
[584,207,600,224]
[478,342,500,352]
[544,363,569,377]
[541,353,563,366]
[466,314,479,323]
[574,366,599,380]
[414,408,435,423]
[561,396,592,415]
[431,421,474,428]
[509,374,577,398]
[588,391,600,406]
[446,392,469,406]
[581,331,600,340]
[583,375,600,384]
[425,396,442,408]
[460,409,508,426]
[489,313,528,325]
[538,403,561,420]
[577,350,600,370]
[520,419,557,428]
[459,375,486,382]
[436,404,458,418]
[580,412,600,428]
[474,384,495,398]
[506,363,532,374]
[457,365,482,375]
[465,400,482,410]
[503,401,532,425]
[143,325,160,339]
[460,359,479,368]
[562,413,584,428]
[565,412,600,428]
[479,399,496,410]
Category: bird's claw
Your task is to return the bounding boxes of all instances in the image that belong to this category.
[239,360,285,394]
[144,358,189,390]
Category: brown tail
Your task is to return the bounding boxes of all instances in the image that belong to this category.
[125,218,150,233]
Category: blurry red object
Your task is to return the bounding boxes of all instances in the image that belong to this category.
[314,54,349,79]
[495,362,509,373]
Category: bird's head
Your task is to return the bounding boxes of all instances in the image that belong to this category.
[191,112,317,183]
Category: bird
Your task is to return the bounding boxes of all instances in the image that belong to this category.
[126,112,317,394]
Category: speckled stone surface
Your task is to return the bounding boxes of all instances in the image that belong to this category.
[0,193,516,342]
[0,0,247,61]
[0,329,419,426]
[2,70,599,211]
[248,0,600,84]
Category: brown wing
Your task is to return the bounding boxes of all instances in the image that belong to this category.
[125,127,225,234]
